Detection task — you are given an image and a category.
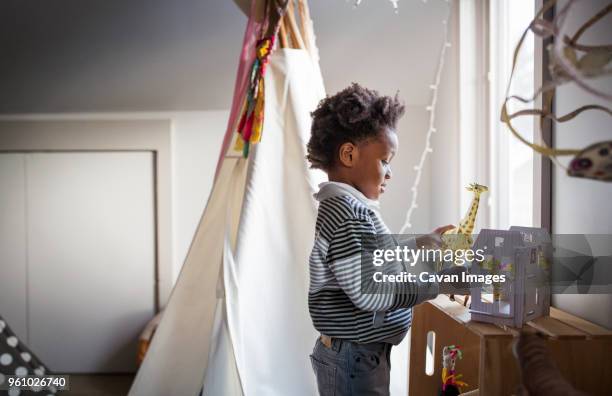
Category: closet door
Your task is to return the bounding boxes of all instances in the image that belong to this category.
[26,152,156,373]
[0,154,28,342]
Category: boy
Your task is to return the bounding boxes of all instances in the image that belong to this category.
[306,83,468,395]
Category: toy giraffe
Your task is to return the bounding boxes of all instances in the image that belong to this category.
[446,183,489,244]
[442,182,489,304]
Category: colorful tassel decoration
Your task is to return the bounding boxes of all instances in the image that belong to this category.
[234,35,276,157]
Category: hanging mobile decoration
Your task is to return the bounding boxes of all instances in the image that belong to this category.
[500,0,612,182]
[567,140,612,181]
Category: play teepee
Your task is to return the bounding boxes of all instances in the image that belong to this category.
[129,1,325,395]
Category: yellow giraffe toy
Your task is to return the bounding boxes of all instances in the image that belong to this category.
[442,182,488,304]
[445,183,488,244]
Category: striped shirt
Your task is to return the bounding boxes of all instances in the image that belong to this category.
[308,182,439,344]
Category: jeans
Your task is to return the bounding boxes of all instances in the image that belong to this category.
[309,337,393,396]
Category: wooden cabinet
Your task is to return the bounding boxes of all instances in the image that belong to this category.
[409,295,612,395]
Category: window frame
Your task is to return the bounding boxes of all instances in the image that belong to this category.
[459,0,547,231]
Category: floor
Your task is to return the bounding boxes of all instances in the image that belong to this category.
[61,374,134,396]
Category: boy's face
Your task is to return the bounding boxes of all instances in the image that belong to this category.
[338,128,398,200]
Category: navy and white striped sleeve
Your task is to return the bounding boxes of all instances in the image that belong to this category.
[326,216,439,312]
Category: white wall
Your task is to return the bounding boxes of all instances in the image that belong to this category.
[551,0,612,329]
[428,2,461,233]
[0,0,463,277]
[0,112,228,284]
[0,0,463,241]
[313,0,461,234]
[0,0,244,112]
[0,0,454,111]
[171,112,227,283]
[380,107,433,233]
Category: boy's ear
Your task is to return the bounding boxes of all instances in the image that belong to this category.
[338,142,357,167]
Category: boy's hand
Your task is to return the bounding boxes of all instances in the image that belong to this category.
[437,265,471,295]
[415,224,455,249]
[414,224,471,295]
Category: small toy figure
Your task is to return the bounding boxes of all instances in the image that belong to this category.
[440,345,467,396]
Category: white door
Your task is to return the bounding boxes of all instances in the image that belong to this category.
[0,152,156,373]
[0,154,28,342]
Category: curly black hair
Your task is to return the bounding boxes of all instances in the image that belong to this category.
[306,83,405,171]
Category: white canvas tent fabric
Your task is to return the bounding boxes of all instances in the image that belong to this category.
[130,3,412,394]
[129,4,262,394]
[129,38,327,396]
[203,48,326,395]
[129,153,249,396]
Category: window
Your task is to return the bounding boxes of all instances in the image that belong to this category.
[489,0,536,229]
[460,0,537,230]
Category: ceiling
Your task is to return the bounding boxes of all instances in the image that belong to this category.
[0,0,451,113]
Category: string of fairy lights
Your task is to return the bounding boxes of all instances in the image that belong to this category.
[353,0,442,13]
[399,0,452,233]
[353,0,453,232]
[355,0,453,234]
[354,0,400,12]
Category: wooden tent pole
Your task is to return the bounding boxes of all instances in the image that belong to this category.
[283,14,294,48]
[285,0,305,49]
[278,15,289,48]
[297,0,311,51]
